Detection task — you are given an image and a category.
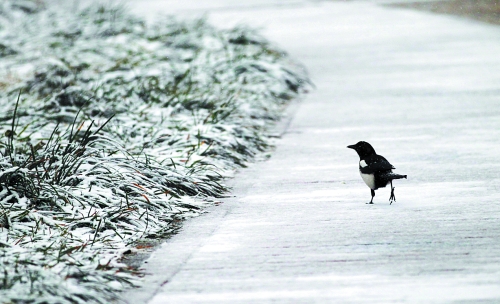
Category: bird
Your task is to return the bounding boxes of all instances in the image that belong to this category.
[347,141,407,204]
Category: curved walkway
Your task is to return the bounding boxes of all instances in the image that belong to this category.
[125,1,500,303]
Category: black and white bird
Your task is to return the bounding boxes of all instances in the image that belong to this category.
[347,141,407,204]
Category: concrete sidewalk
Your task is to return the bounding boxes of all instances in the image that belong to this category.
[124,1,500,303]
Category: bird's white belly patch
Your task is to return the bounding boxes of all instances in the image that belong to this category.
[360,171,375,189]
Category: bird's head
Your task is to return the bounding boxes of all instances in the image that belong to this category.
[347,141,376,158]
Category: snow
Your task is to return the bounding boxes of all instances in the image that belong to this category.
[0,1,309,302]
[123,0,500,303]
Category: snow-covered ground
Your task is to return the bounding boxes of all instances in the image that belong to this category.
[0,1,309,302]
[124,0,500,303]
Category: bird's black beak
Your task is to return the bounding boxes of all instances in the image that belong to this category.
[347,144,356,149]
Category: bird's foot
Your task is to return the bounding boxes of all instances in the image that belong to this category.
[366,202,374,205]
[389,186,396,204]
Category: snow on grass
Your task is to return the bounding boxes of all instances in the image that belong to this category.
[0,1,310,303]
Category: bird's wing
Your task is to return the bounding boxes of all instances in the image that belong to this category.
[360,154,395,174]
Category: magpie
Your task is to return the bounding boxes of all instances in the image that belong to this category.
[347,141,407,204]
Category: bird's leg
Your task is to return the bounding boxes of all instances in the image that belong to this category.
[367,189,375,204]
[389,181,396,204]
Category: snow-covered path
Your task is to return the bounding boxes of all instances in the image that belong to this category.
[125,1,500,303]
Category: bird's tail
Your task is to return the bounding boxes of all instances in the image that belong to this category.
[388,174,407,180]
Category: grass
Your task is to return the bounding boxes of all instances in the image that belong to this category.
[0,1,311,303]
[388,0,500,26]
